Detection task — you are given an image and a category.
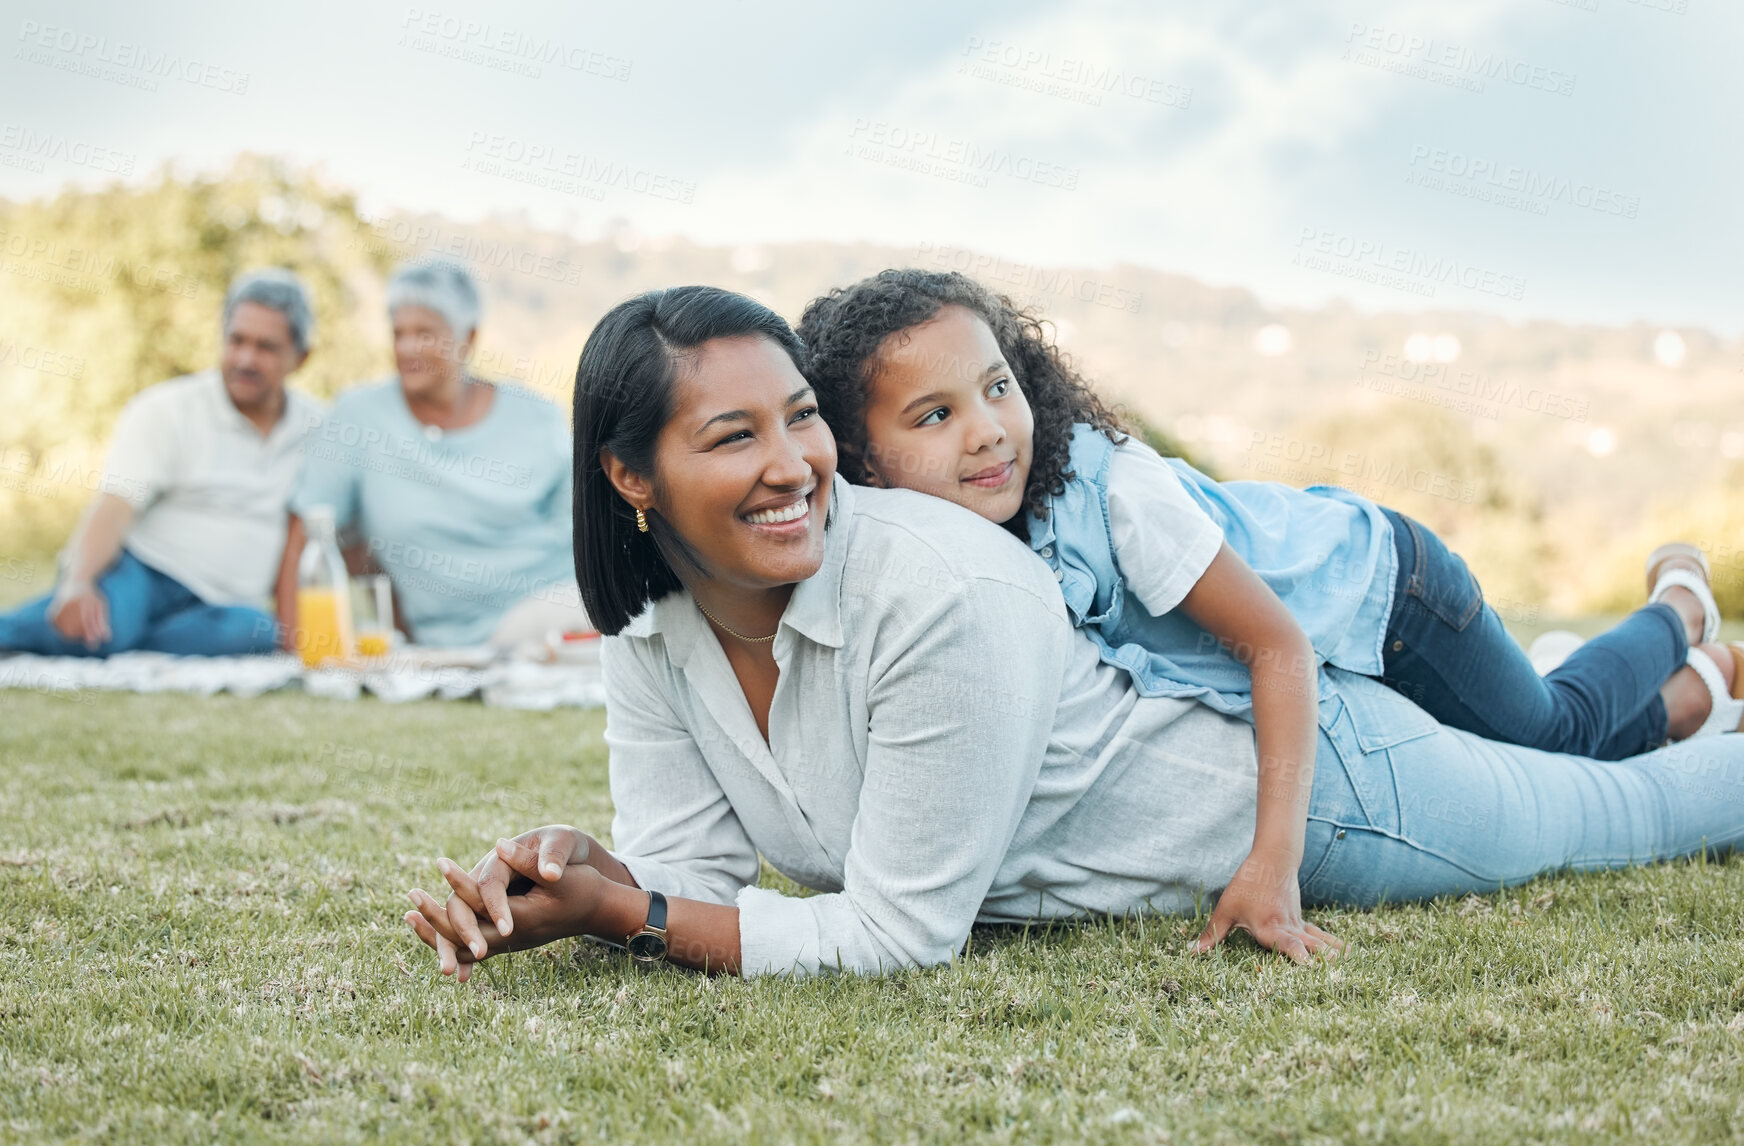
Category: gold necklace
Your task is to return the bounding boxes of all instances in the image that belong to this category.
[694,599,778,644]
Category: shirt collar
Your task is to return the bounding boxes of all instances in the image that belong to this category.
[1024,505,1056,551]
[619,475,853,662]
[208,369,252,431]
[209,367,303,441]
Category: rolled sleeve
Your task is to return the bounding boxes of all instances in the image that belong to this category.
[1105,439,1223,617]
[736,578,1071,978]
[601,638,762,906]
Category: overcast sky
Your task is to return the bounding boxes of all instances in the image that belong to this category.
[2,0,1738,334]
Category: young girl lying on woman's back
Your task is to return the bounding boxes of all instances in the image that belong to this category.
[797,268,1740,955]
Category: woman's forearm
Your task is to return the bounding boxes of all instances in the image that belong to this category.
[569,832,741,973]
[586,879,742,975]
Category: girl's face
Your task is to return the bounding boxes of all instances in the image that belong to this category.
[861,305,1034,524]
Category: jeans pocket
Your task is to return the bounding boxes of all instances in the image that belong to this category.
[1336,666,1442,752]
[1316,670,1446,837]
[1399,516,1483,632]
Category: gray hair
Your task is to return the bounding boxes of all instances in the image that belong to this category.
[224,267,316,354]
[386,258,481,339]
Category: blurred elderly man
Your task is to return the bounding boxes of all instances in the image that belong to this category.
[0,268,324,657]
[280,258,584,650]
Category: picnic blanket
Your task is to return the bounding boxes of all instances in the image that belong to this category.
[0,629,1579,712]
[0,644,606,710]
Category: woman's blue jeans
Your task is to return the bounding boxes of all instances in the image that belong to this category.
[1301,669,1744,907]
[0,550,278,657]
[1377,508,1685,760]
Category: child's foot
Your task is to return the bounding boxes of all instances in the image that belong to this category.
[1646,543,1720,646]
[1664,642,1744,740]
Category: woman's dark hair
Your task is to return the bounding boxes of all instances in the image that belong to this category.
[573,286,809,635]
[796,268,1124,527]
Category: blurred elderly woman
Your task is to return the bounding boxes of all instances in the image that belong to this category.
[278,258,585,650]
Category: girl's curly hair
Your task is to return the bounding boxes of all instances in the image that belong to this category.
[796,268,1125,527]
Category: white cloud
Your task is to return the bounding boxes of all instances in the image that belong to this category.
[694,2,1521,294]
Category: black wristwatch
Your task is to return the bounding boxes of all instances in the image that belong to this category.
[625,890,669,966]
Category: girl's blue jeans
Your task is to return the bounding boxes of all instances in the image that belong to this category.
[0,550,278,658]
[1377,508,1686,761]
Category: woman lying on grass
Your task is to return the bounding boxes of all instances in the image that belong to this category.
[406,286,1744,980]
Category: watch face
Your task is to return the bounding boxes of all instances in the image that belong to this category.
[627,931,667,962]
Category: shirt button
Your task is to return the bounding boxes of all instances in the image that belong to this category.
[1336,829,1346,839]
[1392,640,1404,652]
[1040,546,1053,558]
[1055,568,1064,581]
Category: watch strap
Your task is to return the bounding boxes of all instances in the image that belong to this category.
[644,889,668,934]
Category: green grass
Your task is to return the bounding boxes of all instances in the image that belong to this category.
[2,692,1744,1145]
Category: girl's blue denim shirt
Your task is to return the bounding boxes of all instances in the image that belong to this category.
[1023,424,1398,716]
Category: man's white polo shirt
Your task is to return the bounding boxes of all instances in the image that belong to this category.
[101,369,325,605]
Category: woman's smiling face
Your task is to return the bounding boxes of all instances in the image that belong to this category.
[644,335,837,590]
[860,305,1034,525]
[392,304,472,397]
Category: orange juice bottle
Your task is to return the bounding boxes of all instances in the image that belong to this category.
[353,573,394,658]
[295,505,353,668]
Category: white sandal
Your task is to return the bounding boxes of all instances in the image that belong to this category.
[1646,543,1721,645]
[1683,642,1744,738]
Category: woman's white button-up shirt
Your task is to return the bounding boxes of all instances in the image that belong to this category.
[604,476,1261,977]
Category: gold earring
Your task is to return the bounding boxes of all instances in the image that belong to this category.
[635,507,649,533]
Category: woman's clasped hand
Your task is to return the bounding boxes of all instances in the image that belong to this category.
[404,826,605,983]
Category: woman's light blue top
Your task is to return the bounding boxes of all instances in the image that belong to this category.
[291,379,574,647]
[1024,424,1398,715]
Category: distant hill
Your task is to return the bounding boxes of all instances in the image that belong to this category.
[356,210,1743,612]
[4,160,1740,614]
